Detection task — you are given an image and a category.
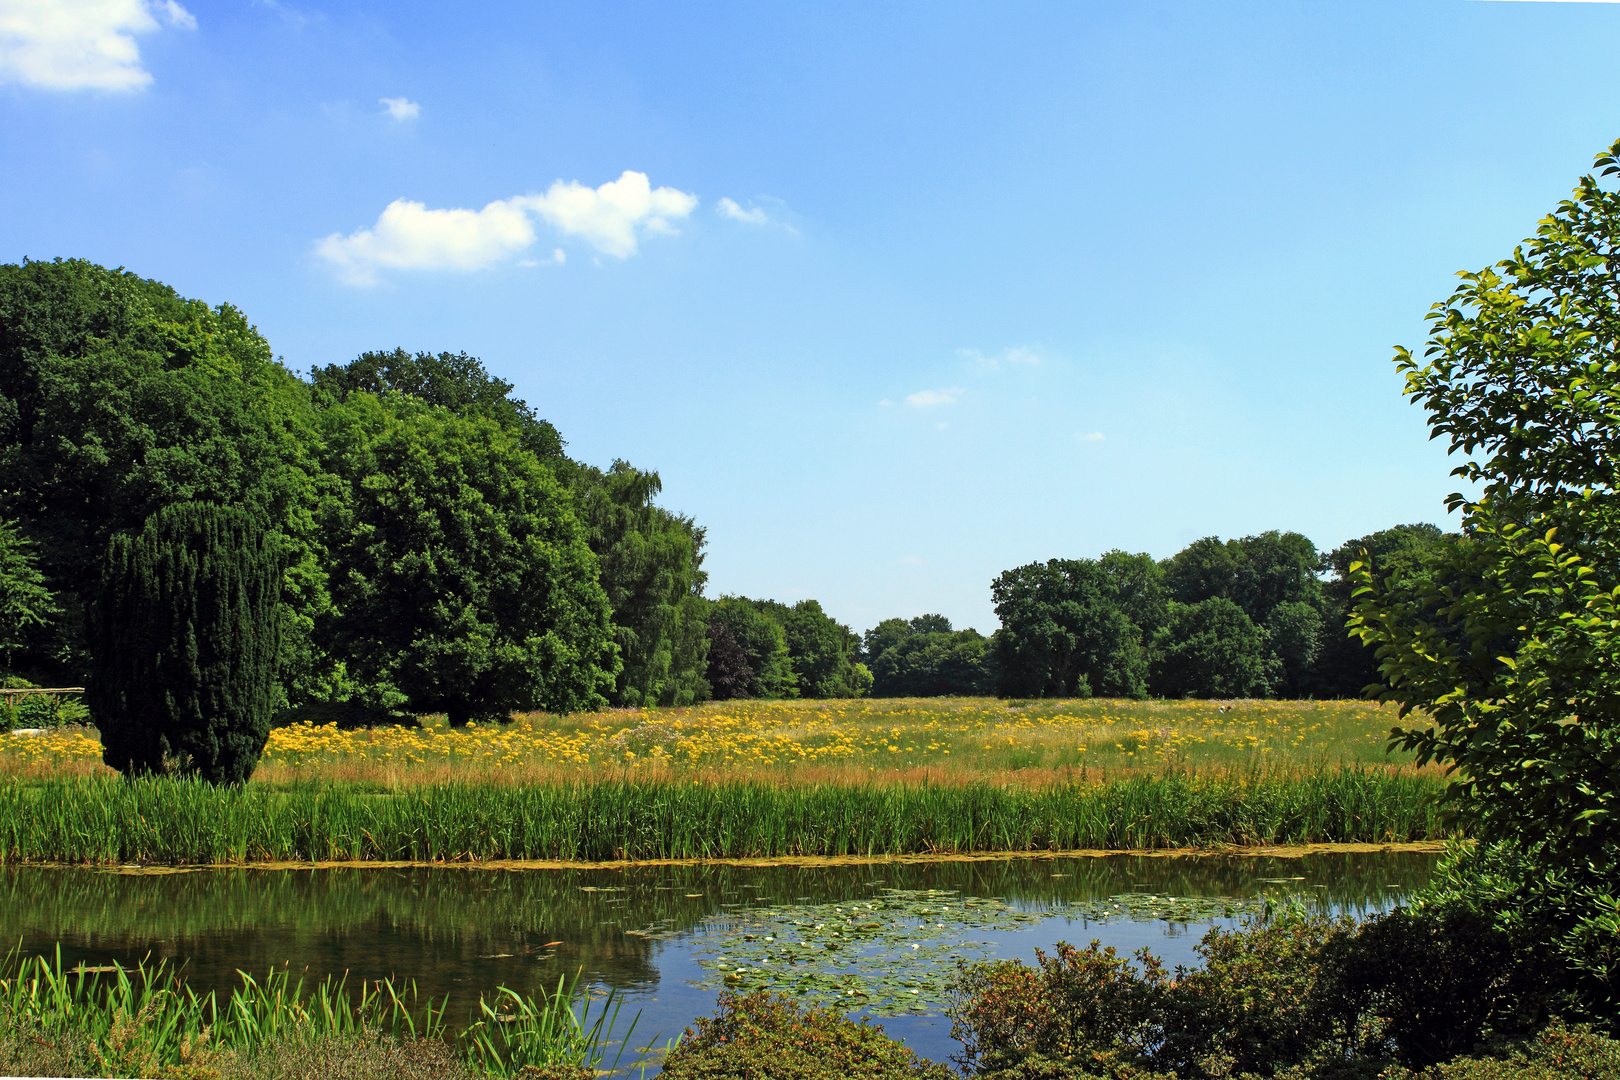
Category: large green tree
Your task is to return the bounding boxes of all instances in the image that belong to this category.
[990,558,1147,698]
[311,349,566,465]
[1162,531,1324,695]
[754,598,869,699]
[90,502,282,782]
[865,614,995,697]
[573,461,710,707]
[1351,137,1620,1013]
[704,597,797,700]
[0,258,326,694]
[314,392,619,723]
[1149,598,1275,699]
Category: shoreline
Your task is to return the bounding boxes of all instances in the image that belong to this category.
[6,840,1453,874]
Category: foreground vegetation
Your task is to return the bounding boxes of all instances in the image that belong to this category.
[0,948,642,1080]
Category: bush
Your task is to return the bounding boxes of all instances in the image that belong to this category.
[661,991,953,1080]
[950,941,1169,1078]
[1391,1021,1620,1080]
[951,918,1358,1080]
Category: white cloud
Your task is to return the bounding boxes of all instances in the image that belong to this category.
[899,555,923,566]
[314,197,535,286]
[717,197,769,225]
[0,0,196,91]
[961,346,1043,370]
[379,96,419,121]
[1077,431,1105,442]
[315,172,694,284]
[517,170,697,258]
[905,387,963,408]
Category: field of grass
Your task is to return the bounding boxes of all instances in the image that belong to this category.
[0,696,1424,787]
[0,698,1447,865]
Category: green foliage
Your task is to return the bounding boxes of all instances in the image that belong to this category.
[952,916,1353,1080]
[8,691,87,730]
[0,257,327,694]
[573,460,710,707]
[0,518,58,676]
[661,990,953,1080]
[950,941,1170,1079]
[0,946,629,1079]
[0,768,1447,864]
[1308,524,1446,698]
[314,392,619,724]
[866,615,998,697]
[1160,532,1323,695]
[763,598,866,698]
[991,559,1147,699]
[1149,598,1275,699]
[1349,138,1620,1017]
[1163,531,1322,625]
[705,597,798,700]
[89,502,282,783]
[310,348,567,466]
[1408,1022,1620,1080]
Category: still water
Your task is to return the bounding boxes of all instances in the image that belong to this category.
[1,849,1440,1066]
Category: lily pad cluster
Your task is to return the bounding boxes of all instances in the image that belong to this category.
[662,886,1270,1017]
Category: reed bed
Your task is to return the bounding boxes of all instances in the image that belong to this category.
[0,946,642,1078]
[0,768,1448,865]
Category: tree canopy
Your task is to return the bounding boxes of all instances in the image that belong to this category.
[314,392,619,723]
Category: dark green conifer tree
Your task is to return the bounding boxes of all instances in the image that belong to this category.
[90,502,281,783]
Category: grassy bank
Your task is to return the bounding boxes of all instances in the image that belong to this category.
[0,947,641,1079]
[0,768,1447,865]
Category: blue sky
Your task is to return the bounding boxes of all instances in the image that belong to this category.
[3,1,1619,636]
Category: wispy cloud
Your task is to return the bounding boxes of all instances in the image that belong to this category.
[379,96,419,120]
[960,346,1043,370]
[315,171,696,284]
[1076,431,1105,442]
[717,197,769,224]
[905,387,963,408]
[0,0,196,91]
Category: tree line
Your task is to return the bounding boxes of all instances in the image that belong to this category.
[0,257,1452,779]
[860,525,1457,701]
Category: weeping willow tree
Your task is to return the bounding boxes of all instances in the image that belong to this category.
[90,502,282,783]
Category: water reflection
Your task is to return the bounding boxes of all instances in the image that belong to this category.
[2,848,1439,1054]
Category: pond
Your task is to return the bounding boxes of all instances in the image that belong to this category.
[1,847,1441,1068]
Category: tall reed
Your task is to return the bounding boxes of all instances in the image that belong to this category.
[0,767,1450,865]
[0,946,643,1077]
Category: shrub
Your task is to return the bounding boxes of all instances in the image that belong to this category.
[951,917,1359,1080]
[1321,900,1565,1069]
[1157,915,1352,1077]
[89,501,283,783]
[950,942,1169,1078]
[661,991,953,1080]
[1391,1021,1620,1080]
